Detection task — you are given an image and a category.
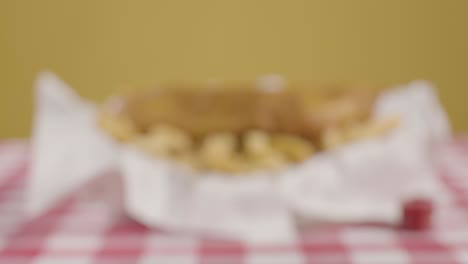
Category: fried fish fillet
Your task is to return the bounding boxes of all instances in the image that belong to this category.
[99,85,377,143]
[96,84,399,173]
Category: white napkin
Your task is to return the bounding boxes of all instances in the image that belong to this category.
[26,72,450,243]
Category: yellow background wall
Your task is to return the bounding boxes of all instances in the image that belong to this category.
[1,0,467,137]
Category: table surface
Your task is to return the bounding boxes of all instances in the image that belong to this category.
[1,139,468,264]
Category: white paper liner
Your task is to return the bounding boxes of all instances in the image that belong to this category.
[26,72,451,243]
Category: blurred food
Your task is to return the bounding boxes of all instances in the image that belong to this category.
[98,112,137,142]
[321,116,400,149]
[198,132,239,172]
[244,130,287,171]
[321,127,343,150]
[270,134,314,162]
[99,84,399,173]
[133,124,192,158]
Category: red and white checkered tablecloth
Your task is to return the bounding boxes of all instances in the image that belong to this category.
[1,139,468,264]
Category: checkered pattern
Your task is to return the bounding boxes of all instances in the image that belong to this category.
[1,139,468,264]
